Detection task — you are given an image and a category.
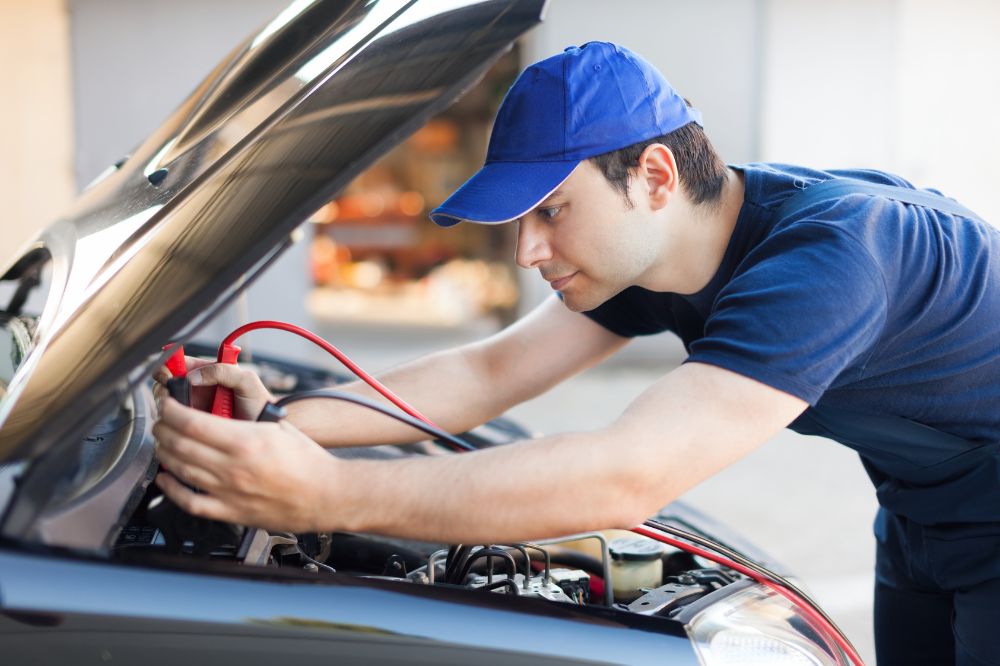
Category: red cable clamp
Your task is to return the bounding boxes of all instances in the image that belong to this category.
[210,343,241,418]
[162,344,188,379]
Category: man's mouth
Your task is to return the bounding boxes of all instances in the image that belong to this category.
[547,272,578,290]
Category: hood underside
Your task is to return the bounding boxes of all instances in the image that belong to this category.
[0,0,545,466]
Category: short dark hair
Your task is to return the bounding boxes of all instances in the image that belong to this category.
[589,121,727,208]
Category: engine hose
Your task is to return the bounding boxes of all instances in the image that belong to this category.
[457,547,518,583]
[478,579,519,595]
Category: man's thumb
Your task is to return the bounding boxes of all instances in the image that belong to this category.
[187,365,235,387]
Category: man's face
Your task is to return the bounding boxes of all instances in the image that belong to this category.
[515,160,662,312]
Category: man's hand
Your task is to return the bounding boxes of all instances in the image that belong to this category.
[153,356,274,420]
[153,397,337,533]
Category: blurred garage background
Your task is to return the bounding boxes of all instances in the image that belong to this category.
[4,1,1000,661]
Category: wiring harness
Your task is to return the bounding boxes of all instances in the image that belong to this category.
[202,319,863,666]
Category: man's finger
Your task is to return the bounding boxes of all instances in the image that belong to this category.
[154,357,214,384]
[153,421,231,480]
[184,356,215,371]
[158,397,264,451]
[187,362,256,391]
[155,448,223,490]
[155,473,240,523]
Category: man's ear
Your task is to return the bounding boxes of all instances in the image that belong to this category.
[637,143,679,211]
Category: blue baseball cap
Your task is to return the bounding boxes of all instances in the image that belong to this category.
[430,42,702,227]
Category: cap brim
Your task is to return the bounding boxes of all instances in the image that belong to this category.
[429,160,579,227]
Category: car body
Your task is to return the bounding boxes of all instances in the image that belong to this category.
[0,1,859,663]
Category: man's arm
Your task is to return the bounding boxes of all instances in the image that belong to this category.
[286,296,629,446]
[154,360,808,541]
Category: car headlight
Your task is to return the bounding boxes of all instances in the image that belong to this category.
[686,583,850,666]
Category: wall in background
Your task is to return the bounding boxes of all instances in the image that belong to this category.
[760,0,899,170]
[0,0,75,261]
[761,0,1000,224]
[895,0,1000,224]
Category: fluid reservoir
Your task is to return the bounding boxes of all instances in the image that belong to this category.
[609,536,667,602]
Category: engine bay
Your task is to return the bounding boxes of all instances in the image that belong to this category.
[0,308,858,664]
[3,340,746,622]
[118,477,739,620]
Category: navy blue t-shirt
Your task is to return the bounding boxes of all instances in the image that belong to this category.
[584,163,1000,445]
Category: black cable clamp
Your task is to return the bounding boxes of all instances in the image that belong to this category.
[256,402,288,423]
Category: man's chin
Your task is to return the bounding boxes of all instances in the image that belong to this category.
[559,290,606,313]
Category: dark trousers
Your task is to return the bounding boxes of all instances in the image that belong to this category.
[875,510,1000,665]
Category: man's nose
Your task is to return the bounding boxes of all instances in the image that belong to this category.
[515,218,552,269]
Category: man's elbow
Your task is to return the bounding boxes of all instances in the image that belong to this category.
[605,494,671,531]
[602,456,680,529]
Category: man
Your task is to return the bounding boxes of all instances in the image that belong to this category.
[154,42,1000,664]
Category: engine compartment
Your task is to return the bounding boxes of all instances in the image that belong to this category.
[2,341,747,623]
[117,474,740,620]
[147,494,729,594]
[0,310,858,665]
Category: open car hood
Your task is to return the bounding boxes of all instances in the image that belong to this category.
[0,0,545,464]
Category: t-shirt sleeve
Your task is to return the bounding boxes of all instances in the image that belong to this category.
[686,222,888,405]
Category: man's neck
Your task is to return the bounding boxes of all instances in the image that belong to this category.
[645,167,745,295]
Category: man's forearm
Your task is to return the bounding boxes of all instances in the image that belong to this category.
[321,427,655,543]
[285,343,512,448]
[310,362,807,544]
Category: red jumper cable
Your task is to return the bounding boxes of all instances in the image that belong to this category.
[212,321,441,428]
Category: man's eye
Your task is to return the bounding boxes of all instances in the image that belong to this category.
[539,206,561,220]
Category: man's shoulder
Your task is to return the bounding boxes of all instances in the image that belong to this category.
[737,162,915,216]
[737,163,937,261]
